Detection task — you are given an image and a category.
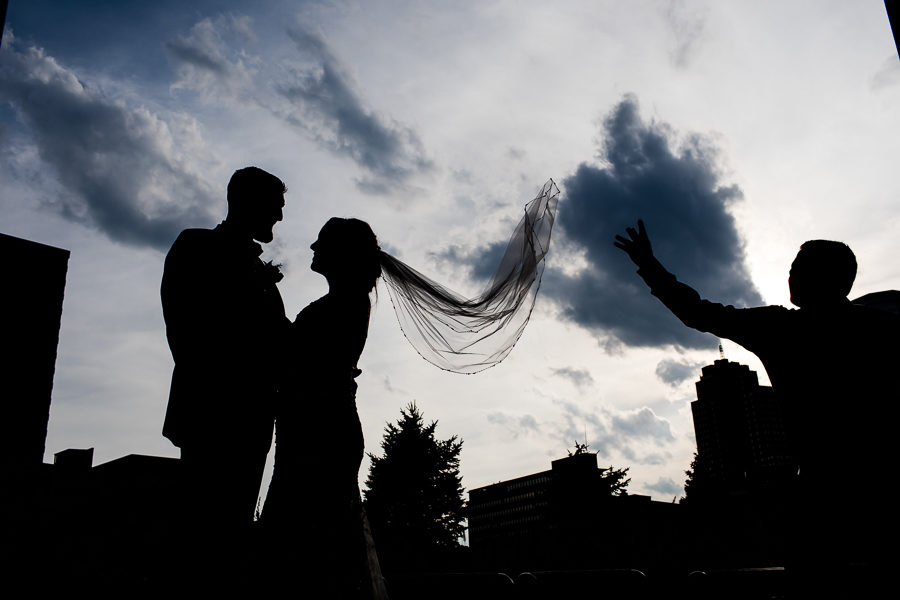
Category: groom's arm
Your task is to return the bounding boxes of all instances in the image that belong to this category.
[161,230,226,365]
[614,221,764,344]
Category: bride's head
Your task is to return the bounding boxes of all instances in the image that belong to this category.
[311,217,382,293]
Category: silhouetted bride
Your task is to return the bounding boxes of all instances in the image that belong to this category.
[262,180,558,598]
[263,217,385,598]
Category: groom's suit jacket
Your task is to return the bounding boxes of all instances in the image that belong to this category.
[161,222,289,455]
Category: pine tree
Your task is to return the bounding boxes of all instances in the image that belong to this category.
[602,465,631,496]
[363,402,466,563]
[681,451,710,504]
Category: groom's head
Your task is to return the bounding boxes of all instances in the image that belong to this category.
[226,167,287,243]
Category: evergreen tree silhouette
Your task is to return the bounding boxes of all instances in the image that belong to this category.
[680,451,712,505]
[601,465,631,497]
[363,402,465,571]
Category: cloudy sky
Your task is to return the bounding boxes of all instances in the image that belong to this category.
[3,0,899,504]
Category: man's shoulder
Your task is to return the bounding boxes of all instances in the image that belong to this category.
[171,227,217,246]
[167,227,222,256]
[163,229,224,278]
[849,300,900,330]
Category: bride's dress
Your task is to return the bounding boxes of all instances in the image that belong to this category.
[263,292,385,598]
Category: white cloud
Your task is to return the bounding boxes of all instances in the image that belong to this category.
[166,15,260,101]
[871,54,900,90]
[662,0,708,68]
[655,358,704,387]
[1,36,220,251]
[486,411,540,438]
[164,16,434,196]
[550,366,595,389]
[644,476,684,498]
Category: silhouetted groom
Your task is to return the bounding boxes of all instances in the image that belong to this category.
[162,167,289,531]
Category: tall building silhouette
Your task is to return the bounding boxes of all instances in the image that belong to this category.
[691,359,791,495]
[0,233,69,471]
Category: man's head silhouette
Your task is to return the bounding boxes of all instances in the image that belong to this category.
[225,167,287,243]
[789,240,857,308]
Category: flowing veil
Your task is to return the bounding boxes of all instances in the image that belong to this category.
[379,179,560,374]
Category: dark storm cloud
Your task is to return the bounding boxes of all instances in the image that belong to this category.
[0,36,217,250]
[546,95,762,350]
[280,26,433,194]
[655,358,704,387]
[432,241,506,283]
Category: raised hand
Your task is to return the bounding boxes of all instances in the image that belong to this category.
[614,219,654,268]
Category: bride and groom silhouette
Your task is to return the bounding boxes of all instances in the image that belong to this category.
[160,167,558,596]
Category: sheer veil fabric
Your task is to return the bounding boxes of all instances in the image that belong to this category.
[379,179,560,374]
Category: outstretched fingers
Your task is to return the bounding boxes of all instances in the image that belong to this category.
[614,220,653,266]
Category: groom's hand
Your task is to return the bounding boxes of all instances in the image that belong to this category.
[614,219,654,268]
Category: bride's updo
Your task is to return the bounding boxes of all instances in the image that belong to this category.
[311,217,382,294]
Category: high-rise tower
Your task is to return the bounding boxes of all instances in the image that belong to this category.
[691,359,791,494]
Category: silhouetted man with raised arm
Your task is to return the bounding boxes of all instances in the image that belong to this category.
[616,220,899,594]
[161,167,289,584]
